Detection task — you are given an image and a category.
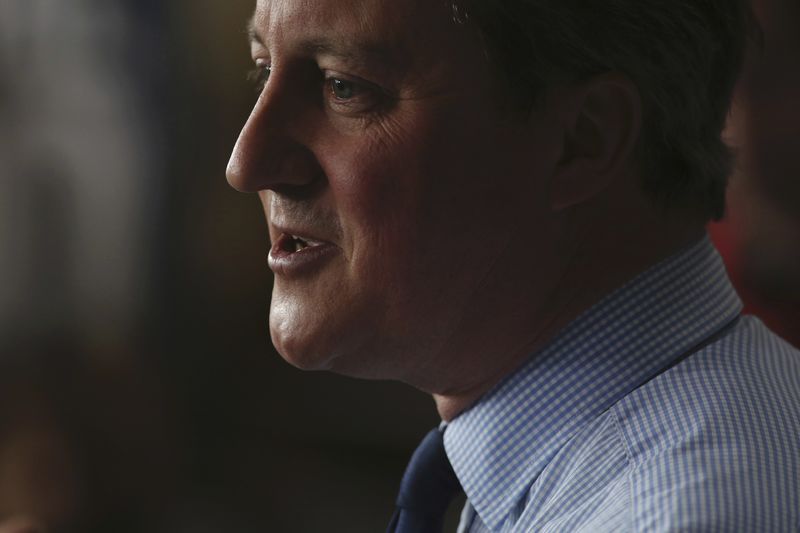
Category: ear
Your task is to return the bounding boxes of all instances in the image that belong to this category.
[550,73,642,211]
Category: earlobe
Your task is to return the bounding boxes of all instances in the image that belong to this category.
[550,73,642,211]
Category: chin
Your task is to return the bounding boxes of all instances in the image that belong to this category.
[268,282,379,375]
[269,315,403,380]
[269,322,335,372]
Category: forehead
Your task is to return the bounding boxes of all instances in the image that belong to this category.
[250,0,468,62]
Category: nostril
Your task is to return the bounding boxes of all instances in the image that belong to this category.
[226,137,326,194]
[270,178,326,200]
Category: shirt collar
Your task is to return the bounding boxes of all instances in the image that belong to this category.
[443,235,742,532]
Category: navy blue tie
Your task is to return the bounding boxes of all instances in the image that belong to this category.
[387,428,463,533]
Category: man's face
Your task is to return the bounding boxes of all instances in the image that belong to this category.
[227,0,562,386]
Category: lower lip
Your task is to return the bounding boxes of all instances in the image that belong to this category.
[268,241,339,278]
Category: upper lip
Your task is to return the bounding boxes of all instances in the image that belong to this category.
[269,222,334,246]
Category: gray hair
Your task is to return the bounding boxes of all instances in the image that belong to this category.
[454,0,757,220]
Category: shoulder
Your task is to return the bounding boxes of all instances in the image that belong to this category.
[613,317,800,531]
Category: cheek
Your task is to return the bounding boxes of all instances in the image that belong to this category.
[316,104,535,290]
[320,122,429,262]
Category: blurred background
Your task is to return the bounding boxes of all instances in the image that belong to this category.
[0,0,797,532]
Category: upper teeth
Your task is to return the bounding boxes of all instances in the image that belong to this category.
[292,236,309,252]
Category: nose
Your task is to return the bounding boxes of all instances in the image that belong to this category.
[226,82,320,193]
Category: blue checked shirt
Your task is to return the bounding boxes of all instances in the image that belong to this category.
[444,236,800,532]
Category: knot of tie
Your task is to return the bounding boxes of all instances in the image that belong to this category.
[387,427,463,533]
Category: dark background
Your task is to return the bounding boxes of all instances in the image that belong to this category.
[0,0,797,531]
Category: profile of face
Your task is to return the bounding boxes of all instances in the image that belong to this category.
[227,0,568,388]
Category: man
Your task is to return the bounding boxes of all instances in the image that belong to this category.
[226,0,800,531]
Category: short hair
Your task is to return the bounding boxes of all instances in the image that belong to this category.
[453,0,757,220]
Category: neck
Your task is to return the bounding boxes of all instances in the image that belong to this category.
[432,200,706,422]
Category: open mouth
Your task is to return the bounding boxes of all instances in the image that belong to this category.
[269,232,337,277]
[276,233,325,254]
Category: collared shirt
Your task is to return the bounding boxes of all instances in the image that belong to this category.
[444,236,800,532]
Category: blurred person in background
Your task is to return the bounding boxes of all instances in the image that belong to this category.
[711,0,800,347]
[227,0,799,531]
[0,336,180,533]
[1,2,182,532]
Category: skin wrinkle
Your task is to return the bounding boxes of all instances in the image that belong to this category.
[228,0,709,421]
[248,6,471,116]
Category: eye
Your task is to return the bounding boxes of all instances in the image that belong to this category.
[330,78,356,100]
[247,64,271,94]
[324,74,391,115]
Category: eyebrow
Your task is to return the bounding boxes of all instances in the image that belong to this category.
[246,18,264,47]
[246,17,405,72]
